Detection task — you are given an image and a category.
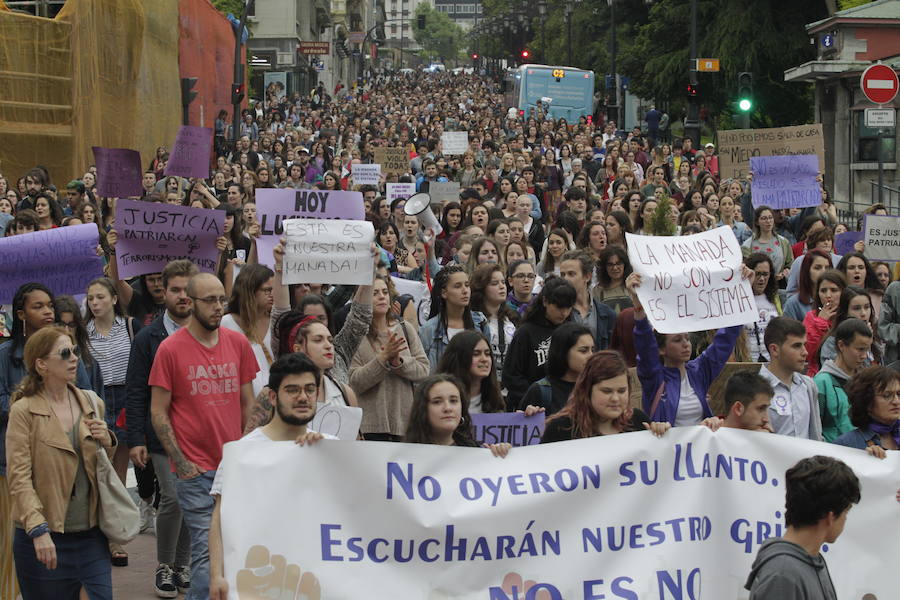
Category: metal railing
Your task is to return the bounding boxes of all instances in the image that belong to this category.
[869,181,900,214]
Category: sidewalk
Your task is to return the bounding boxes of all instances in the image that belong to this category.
[111,530,164,599]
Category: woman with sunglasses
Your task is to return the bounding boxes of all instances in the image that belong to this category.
[7,327,116,599]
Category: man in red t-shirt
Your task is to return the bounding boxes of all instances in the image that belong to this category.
[150,273,258,600]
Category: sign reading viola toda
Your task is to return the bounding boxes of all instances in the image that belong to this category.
[255,188,365,268]
[625,226,757,334]
[114,199,224,278]
[218,427,898,599]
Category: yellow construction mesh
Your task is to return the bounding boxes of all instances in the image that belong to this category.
[0,0,181,186]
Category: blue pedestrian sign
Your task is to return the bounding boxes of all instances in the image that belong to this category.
[822,34,834,48]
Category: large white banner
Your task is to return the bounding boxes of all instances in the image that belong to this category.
[218,427,898,599]
[626,226,758,334]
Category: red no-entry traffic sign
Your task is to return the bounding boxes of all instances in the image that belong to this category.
[861,63,899,105]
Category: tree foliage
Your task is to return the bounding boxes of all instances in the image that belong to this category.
[478,0,828,128]
[413,4,467,62]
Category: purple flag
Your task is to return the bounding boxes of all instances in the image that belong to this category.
[750,154,821,210]
[255,188,365,268]
[164,126,213,179]
[470,412,546,447]
[92,147,143,198]
[834,230,864,256]
[0,224,103,304]
[114,199,225,278]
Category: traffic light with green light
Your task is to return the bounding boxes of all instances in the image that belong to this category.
[737,72,753,112]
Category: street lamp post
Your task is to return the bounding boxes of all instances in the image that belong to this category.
[231,0,255,148]
[564,2,572,66]
[683,0,701,150]
[538,1,547,63]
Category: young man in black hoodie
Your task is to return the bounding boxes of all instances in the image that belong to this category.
[745,455,860,599]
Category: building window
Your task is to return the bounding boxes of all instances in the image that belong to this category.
[855,110,896,163]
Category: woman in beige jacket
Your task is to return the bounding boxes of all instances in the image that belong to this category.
[350,275,430,441]
[6,326,116,599]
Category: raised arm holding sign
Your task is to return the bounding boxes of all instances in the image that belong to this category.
[282,218,375,285]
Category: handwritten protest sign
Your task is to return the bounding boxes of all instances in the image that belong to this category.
[428,181,461,204]
[863,214,900,261]
[749,154,820,209]
[282,218,374,285]
[0,224,103,304]
[164,126,213,179]
[351,164,381,186]
[255,189,365,268]
[835,230,865,256]
[626,226,757,334]
[114,199,224,278]
[441,131,469,155]
[717,124,824,180]
[220,427,899,599]
[311,404,362,441]
[92,147,143,197]
[386,182,416,202]
[470,413,545,447]
[374,147,408,175]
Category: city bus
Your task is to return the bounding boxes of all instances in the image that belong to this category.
[503,64,595,121]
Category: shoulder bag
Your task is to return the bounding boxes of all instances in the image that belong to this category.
[82,390,140,545]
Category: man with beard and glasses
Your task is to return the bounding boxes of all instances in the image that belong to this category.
[150,272,259,600]
[125,259,198,597]
[208,353,333,600]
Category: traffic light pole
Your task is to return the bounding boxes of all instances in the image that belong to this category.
[682,0,701,150]
[231,0,254,147]
[608,0,618,128]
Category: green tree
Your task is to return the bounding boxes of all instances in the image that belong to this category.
[212,0,245,17]
[648,194,677,237]
[413,4,467,62]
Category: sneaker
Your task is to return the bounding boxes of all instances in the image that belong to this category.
[140,500,156,534]
[174,565,191,591]
[154,564,178,599]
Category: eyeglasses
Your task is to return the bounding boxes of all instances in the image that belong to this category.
[50,346,81,361]
[606,262,624,269]
[758,215,775,222]
[56,321,77,330]
[258,287,274,296]
[876,389,900,401]
[191,296,228,306]
[511,273,536,280]
[282,384,318,398]
[753,271,771,279]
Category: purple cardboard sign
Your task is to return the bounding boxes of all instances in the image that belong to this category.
[255,188,365,268]
[750,154,821,210]
[0,224,103,304]
[91,147,143,198]
[470,412,546,447]
[834,230,864,256]
[114,199,225,278]
[164,126,213,179]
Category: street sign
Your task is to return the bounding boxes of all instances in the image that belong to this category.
[298,42,329,55]
[865,107,896,127]
[695,58,720,72]
[821,34,834,49]
[861,63,899,105]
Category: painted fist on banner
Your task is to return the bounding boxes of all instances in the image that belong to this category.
[499,572,555,600]
[235,545,320,600]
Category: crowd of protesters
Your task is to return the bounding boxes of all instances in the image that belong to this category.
[0,69,897,599]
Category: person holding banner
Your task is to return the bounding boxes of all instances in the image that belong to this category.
[541,350,669,442]
[834,365,900,454]
[721,372,774,432]
[626,272,744,427]
[402,374,510,458]
[349,275,430,442]
[208,353,333,600]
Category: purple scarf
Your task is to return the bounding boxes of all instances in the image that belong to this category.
[869,420,900,448]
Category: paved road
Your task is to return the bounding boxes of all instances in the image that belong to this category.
[112,530,165,599]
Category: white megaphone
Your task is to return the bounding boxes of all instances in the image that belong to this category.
[404,192,443,236]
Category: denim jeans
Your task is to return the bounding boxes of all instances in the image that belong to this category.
[174,471,216,600]
[14,527,111,600]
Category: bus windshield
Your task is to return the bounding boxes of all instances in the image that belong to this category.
[508,65,595,122]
